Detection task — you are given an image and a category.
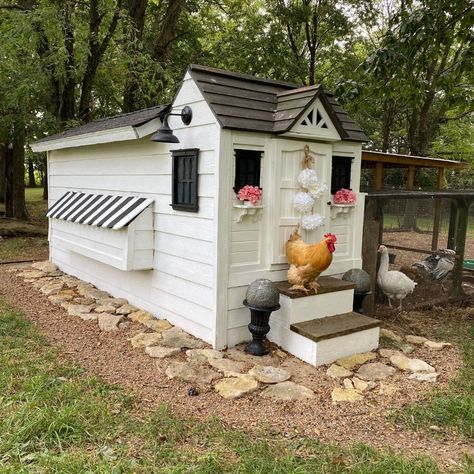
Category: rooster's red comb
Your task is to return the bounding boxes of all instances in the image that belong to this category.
[324,233,337,242]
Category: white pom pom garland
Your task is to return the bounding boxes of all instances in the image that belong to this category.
[293,192,314,214]
[307,182,327,199]
[297,168,319,190]
[301,213,324,230]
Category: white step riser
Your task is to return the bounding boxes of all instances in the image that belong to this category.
[272,289,354,328]
[267,319,380,367]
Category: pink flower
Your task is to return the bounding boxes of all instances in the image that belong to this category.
[333,188,356,204]
[237,185,262,205]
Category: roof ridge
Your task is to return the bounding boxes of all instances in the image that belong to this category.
[188,64,297,89]
[277,84,322,97]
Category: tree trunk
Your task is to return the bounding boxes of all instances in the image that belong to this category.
[11,123,29,220]
[0,143,6,203]
[122,0,149,112]
[28,157,36,187]
[42,155,48,200]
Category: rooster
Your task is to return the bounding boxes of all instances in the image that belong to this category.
[285,226,337,293]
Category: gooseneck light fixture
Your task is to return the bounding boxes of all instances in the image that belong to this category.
[150,106,193,143]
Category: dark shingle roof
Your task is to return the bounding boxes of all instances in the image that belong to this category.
[34,105,170,144]
[188,64,368,142]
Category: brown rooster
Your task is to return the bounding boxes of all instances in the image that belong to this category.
[285,226,337,293]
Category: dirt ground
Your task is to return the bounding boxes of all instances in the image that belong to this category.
[0,266,472,471]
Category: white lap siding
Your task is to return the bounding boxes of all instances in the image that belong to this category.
[48,74,219,344]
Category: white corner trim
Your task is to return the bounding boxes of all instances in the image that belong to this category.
[31,125,141,152]
[135,117,163,138]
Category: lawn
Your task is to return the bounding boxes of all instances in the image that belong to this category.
[0,301,453,474]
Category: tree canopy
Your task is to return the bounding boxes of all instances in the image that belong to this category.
[0,0,472,217]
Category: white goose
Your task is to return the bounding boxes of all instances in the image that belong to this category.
[377,245,417,310]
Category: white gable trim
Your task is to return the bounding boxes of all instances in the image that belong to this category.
[31,117,163,153]
[284,97,340,142]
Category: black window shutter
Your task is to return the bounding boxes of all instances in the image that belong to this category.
[171,148,199,212]
[234,149,262,193]
[331,156,353,194]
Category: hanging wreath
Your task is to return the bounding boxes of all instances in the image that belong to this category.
[292,145,326,231]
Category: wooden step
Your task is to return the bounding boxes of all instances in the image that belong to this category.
[290,312,381,342]
[276,276,355,299]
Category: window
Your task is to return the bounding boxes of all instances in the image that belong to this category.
[234,149,262,193]
[171,148,199,212]
[331,156,353,194]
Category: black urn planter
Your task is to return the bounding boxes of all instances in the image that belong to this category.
[243,299,280,356]
[353,291,372,314]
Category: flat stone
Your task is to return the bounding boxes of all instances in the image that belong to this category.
[424,341,451,351]
[98,297,128,308]
[40,282,65,296]
[32,261,58,273]
[409,372,439,382]
[336,352,376,370]
[406,335,428,345]
[73,296,96,305]
[343,378,354,389]
[130,332,162,348]
[390,354,436,373]
[215,375,259,399]
[18,270,46,279]
[78,313,98,321]
[143,318,172,333]
[128,310,154,324]
[94,304,116,314]
[260,381,315,400]
[326,364,353,378]
[380,328,403,343]
[67,304,95,317]
[352,377,376,393]
[98,313,124,332]
[401,344,415,354]
[357,362,396,381]
[145,346,181,358]
[248,366,291,384]
[186,349,224,361]
[226,348,280,366]
[379,348,400,358]
[165,361,221,384]
[116,304,138,315]
[77,286,109,300]
[209,358,248,377]
[161,327,206,349]
[118,321,131,330]
[48,294,74,304]
[331,387,363,403]
[60,276,80,288]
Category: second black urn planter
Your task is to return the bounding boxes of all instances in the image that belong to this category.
[243,299,281,356]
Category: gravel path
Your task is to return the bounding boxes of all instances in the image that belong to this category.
[0,265,471,469]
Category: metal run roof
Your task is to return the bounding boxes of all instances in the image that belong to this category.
[362,150,469,169]
[47,192,153,230]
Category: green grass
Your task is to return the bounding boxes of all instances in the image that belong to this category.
[0,301,454,473]
[400,319,474,440]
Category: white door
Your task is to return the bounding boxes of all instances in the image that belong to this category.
[272,139,331,264]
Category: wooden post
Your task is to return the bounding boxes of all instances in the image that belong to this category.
[451,198,469,297]
[362,197,383,315]
[407,165,415,190]
[375,162,383,191]
[447,201,458,250]
[431,167,445,250]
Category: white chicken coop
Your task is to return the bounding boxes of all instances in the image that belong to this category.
[32,64,380,365]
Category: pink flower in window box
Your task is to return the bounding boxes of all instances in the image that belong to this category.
[333,188,356,204]
[237,185,262,205]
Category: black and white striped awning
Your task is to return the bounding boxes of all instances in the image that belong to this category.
[47,192,153,230]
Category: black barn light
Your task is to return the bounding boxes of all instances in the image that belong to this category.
[150,106,193,143]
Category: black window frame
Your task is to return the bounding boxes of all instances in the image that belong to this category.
[331,155,353,194]
[233,149,263,193]
[171,148,199,212]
